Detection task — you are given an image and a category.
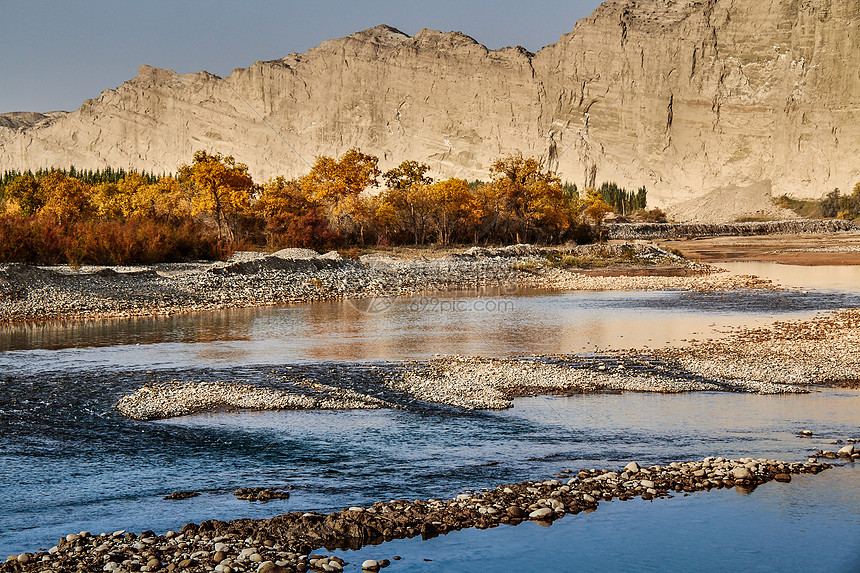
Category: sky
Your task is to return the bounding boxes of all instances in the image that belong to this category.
[0,0,605,114]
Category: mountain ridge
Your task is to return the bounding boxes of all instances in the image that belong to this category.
[2,0,858,222]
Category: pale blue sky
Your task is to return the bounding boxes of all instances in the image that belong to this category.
[0,0,604,114]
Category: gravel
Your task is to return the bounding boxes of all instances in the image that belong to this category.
[0,243,771,323]
[1,455,844,573]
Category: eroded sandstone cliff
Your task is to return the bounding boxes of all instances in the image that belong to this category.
[1,0,857,221]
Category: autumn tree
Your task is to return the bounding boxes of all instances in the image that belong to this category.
[179,150,255,241]
[383,160,433,190]
[4,174,44,216]
[837,183,860,220]
[301,148,381,242]
[138,176,192,223]
[581,189,614,240]
[428,178,471,245]
[378,183,435,245]
[255,176,338,249]
[39,172,94,222]
[486,154,573,243]
[466,182,504,244]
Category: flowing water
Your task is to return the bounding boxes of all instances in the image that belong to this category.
[1,264,858,570]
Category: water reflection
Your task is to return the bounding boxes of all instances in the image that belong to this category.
[4,286,859,373]
[718,261,860,292]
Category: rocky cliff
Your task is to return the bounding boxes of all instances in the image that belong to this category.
[1,0,858,222]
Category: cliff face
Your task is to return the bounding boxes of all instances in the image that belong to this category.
[1,0,858,222]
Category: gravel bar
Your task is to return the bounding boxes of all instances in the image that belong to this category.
[0,243,773,324]
[3,453,852,573]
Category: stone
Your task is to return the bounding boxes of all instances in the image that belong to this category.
[838,444,855,456]
[258,562,289,573]
[624,461,640,473]
[506,506,525,518]
[774,473,792,483]
[362,560,380,571]
[640,480,655,489]
[528,508,553,520]
[731,467,754,480]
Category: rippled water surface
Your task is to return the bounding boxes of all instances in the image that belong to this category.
[1,266,859,568]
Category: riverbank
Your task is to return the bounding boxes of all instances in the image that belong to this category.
[2,454,848,573]
[653,307,860,389]
[0,243,773,324]
[654,231,860,265]
[113,306,860,420]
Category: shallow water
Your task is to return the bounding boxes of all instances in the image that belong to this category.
[342,464,860,573]
[717,260,860,292]
[1,269,859,563]
[2,286,859,371]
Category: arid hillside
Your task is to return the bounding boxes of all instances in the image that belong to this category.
[1,0,858,221]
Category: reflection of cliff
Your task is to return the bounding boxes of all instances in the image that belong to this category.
[1,0,858,221]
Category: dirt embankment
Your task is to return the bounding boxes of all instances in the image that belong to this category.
[653,232,860,265]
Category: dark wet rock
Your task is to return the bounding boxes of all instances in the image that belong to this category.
[163,490,200,500]
[234,487,291,502]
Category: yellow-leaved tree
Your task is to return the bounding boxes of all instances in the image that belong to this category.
[179,151,255,241]
[3,174,44,216]
[383,160,433,190]
[487,154,573,243]
[428,178,471,245]
[301,148,380,242]
[39,172,94,222]
[137,176,191,223]
[580,189,614,240]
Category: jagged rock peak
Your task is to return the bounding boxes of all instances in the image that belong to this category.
[0,111,66,130]
[347,24,410,43]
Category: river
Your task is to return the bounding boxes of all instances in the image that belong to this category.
[0,263,858,571]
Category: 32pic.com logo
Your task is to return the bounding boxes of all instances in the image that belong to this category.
[407,296,515,313]
[346,295,515,315]
[346,296,394,315]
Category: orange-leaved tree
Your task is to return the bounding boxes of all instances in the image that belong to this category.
[428,178,471,245]
[255,176,339,249]
[378,183,435,245]
[179,150,255,241]
[3,174,44,216]
[301,148,380,242]
[487,154,572,243]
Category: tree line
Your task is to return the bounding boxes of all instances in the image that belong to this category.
[0,149,655,265]
[778,184,860,221]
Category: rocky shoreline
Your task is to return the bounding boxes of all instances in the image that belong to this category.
[114,306,860,421]
[653,307,860,388]
[114,352,813,422]
[3,453,853,573]
[605,219,858,240]
[0,243,771,324]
